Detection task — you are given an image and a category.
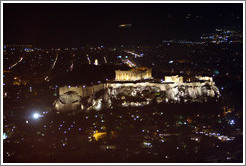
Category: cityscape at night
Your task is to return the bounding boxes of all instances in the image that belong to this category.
[2,2,244,164]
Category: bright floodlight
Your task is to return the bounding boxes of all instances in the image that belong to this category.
[33,113,40,119]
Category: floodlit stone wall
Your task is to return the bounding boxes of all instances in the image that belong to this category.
[58,81,217,100]
[60,86,83,96]
[59,84,105,98]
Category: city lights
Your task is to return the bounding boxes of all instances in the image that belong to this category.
[229,120,235,125]
[2,2,243,164]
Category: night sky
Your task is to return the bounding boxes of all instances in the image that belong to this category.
[3,3,243,47]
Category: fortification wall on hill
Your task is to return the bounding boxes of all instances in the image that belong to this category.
[59,81,215,98]
[55,81,219,111]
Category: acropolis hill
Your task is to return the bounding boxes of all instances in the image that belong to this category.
[54,68,220,111]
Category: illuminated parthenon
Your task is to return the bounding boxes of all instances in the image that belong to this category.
[115,67,213,83]
[115,67,152,81]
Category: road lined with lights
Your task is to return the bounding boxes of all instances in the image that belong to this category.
[125,50,143,58]
[8,57,23,70]
[45,51,59,82]
[51,52,59,71]
[122,59,136,68]
[69,54,75,71]
[86,54,91,65]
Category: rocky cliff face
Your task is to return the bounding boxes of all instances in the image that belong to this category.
[54,82,220,111]
[54,91,82,111]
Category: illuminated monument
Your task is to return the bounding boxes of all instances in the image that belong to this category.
[165,75,184,83]
[115,67,152,81]
[195,76,213,82]
[54,67,219,111]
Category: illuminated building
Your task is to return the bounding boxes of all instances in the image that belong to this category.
[165,75,183,83]
[115,67,152,81]
[195,76,213,82]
